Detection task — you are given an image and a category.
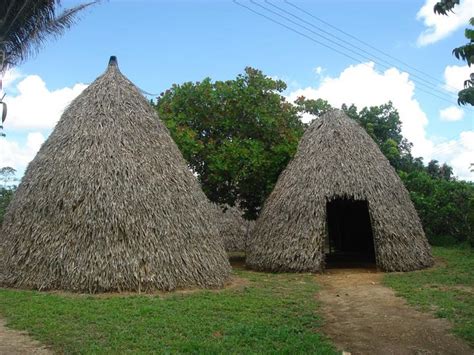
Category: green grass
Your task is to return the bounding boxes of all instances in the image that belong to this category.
[384,246,474,345]
[0,267,337,354]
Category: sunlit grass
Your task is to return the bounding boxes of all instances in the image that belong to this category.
[384,246,474,345]
[0,266,336,354]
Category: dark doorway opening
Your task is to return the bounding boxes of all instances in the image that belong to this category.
[325,198,376,268]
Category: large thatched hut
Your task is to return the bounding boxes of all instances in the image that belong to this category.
[247,109,433,272]
[0,57,230,293]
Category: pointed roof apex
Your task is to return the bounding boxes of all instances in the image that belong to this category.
[108,55,118,67]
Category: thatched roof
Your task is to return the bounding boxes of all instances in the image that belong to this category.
[212,204,255,253]
[247,109,433,272]
[0,56,230,293]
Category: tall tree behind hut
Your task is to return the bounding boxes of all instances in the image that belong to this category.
[154,67,304,219]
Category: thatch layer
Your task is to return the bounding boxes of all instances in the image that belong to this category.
[247,110,433,272]
[0,57,230,292]
[212,204,255,253]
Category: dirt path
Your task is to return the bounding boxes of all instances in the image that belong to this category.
[0,319,51,355]
[315,268,473,355]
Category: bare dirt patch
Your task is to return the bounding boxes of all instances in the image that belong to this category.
[315,268,473,355]
[0,318,51,355]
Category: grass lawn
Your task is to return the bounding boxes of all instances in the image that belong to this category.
[0,265,337,354]
[384,246,474,345]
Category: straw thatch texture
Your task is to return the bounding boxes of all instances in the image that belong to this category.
[212,204,255,253]
[247,109,433,272]
[0,57,230,293]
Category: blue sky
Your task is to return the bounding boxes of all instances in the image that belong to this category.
[1,0,473,180]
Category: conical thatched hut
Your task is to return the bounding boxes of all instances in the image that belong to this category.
[0,57,230,293]
[247,109,433,272]
[212,204,255,253]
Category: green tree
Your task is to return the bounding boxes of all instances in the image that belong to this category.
[0,166,16,224]
[154,67,304,219]
[400,170,474,245]
[426,159,454,180]
[434,0,474,106]
[341,102,417,170]
[0,186,14,224]
[293,96,332,122]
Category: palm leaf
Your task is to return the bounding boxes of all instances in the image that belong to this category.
[0,0,98,71]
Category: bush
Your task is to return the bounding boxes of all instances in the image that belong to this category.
[0,187,15,225]
[429,235,459,247]
[400,171,474,246]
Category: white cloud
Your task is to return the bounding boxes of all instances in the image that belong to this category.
[444,64,472,92]
[416,0,474,46]
[287,62,434,159]
[313,66,324,75]
[439,105,465,121]
[0,70,87,177]
[299,112,318,123]
[3,74,87,131]
[287,62,473,181]
[2,68,22,90]
[0,132,45,173]
[431,131,474,181]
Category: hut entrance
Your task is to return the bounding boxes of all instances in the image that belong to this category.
[325,198,376,267]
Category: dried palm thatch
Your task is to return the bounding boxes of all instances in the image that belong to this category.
[247,109,433,272]
[0,56,230,293]
[212,204,255,253]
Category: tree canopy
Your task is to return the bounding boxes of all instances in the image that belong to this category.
[154,67,304,219]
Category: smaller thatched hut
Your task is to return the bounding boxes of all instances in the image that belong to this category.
[212,204,255,253]
[247,109,433,272]
[0,56,230,293]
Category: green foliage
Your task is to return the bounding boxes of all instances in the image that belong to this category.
[426,160,453,180]
[293,96,332,120]
[429,234,459,247]
[434,1,473,105]
[0,186,14,224]
[0,166,16,224]
[456,18,474,105]
[342,102,418,170]
[400,170,474,245]
[155,67,304,219]
[0,269,336,354]
[384,246,474,345]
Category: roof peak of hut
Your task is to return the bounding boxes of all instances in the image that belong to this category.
[108,55,118,67]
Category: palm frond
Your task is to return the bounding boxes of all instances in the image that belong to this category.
[0,0,98,71]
